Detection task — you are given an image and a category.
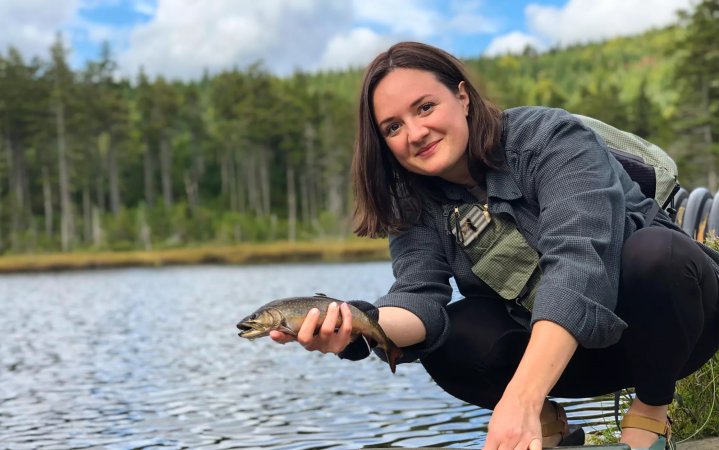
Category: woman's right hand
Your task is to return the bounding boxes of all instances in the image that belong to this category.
[269,301,354,354]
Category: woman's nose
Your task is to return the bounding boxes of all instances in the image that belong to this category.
[406,120,429,144]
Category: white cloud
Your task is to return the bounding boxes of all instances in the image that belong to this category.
[484,31,545,56]
[0,0,79,60]
[13,0,692,80]
[117,0,354,79]
[526,0,693,46]
[352,0,438,37]
[448,0,500,34]
[449,13,499,35]
[318,28,396,71]
[351,0,499,37]
[133,0,156,16]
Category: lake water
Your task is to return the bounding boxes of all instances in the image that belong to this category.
[0,262,619,449]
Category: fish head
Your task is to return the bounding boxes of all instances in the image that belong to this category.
[236,307,286,339]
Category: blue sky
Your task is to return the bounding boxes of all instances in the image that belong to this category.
[0,0,694,80]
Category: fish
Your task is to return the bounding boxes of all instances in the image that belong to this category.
[237,294,403,373]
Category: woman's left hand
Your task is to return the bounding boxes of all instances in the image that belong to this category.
[483,393,543,450]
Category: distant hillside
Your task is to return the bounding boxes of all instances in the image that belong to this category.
[1,20,714,253]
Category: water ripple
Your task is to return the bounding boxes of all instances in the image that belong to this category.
[0,263,619,449]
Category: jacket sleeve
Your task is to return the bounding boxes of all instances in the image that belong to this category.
[515,113,629,348]
[374,217,453,362]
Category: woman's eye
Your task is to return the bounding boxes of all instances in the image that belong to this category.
[386,123,401,136]
[419,103,434,113]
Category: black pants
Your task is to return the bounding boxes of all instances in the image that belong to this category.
[421,227,719,409]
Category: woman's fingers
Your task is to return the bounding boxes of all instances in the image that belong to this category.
[528,438,542,450]
[276,302,354,354]
[319,302,353,353]
[319,302,340,339]
[296,308,321,348]
[338,303,353,337]
[269,330,295,344]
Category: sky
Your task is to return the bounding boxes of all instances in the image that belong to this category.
[0,0,695,80]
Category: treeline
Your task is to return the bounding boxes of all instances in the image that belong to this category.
[0,0,717,254]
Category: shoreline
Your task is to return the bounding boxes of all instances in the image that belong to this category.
[0,239,390,273]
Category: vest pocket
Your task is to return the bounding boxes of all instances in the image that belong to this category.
[449,203,540,309]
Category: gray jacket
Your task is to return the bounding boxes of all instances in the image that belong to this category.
[375,106,692,363]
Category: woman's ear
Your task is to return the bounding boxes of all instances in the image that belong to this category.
[457,81,470,116]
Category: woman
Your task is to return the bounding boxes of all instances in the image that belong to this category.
[271,42,719,450]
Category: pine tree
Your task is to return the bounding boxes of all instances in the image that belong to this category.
[48,33,76,251]
[673,0,719,190]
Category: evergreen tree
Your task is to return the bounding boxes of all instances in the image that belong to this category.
[673,0,719,190]
[47,33,76,251]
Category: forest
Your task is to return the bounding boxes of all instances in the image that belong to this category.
[0,0,716,254]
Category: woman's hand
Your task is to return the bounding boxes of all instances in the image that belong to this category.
[269,301,354,354]
[483,393,543,450]
[483,321,579,450]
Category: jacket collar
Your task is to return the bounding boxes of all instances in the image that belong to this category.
[486,165,523,201]
[433,163,522,203]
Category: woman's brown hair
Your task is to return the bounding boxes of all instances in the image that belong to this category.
[352,41,504,238]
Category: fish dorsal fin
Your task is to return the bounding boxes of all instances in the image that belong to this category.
[315,292,328,297]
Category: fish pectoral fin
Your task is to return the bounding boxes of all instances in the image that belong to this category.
[360,335,378,352]
[278,325,297,336]
[361,336,372,353]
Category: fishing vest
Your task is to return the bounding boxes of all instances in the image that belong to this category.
[449,115,680,312]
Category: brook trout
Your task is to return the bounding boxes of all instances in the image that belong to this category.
[237,294,403,373]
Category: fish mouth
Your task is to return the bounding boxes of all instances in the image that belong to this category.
[236,319,269,339]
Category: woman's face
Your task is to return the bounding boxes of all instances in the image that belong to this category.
[372,68,472,185]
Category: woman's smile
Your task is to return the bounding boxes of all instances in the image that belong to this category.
[417,139,442,158]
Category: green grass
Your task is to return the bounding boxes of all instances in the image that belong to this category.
[0,239,390,273]
[589,237,719,444]
[667,234,719,441]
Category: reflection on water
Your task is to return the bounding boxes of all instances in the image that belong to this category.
[0,262,618,449]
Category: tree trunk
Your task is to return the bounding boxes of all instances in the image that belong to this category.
[220,149,229,197]
[56,99,74,251]
[13,142,29,223]
[237,155,245,213]
[303,126,318,223]
[137,204,152,250]
[107,138,121,216]
[192,137,204,204]
[287,164,296,241]
[246,152,261,215]
[42,164,53,237]
[300,173,310,224]
[260,147,270,216]
[95,157,105,212]
[5,137,20,250]
[184,170,198,216]
[159,137,173,208]
[702,74,716,192]
[6,137,32,250]
[82,182,91,243]
[92,206,103,247]
[304,145,318,224]
[327,171,343,217]
[228,150,238,212]
[143,142,155,207]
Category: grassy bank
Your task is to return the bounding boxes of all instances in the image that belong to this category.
[0,239,390,273]
[588,237,719,444]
